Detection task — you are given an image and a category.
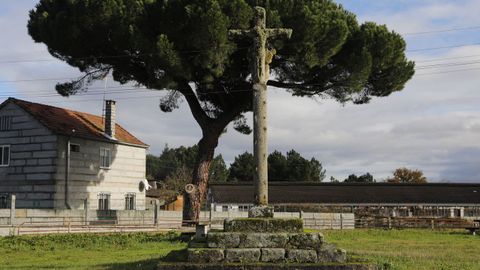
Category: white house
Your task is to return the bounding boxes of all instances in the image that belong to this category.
[0,98,148,210]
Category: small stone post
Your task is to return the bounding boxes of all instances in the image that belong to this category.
[84,198,89,225]
[154,200,159,227]
[9,194,15,226]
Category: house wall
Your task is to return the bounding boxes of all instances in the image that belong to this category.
[53,136,147,210]
[0,102,57,208]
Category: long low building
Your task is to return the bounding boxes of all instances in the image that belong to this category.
[208,182,480,218]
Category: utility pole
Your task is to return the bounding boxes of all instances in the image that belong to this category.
[230,7,292,216]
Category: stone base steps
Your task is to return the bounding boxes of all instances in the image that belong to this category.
[161,218,376,269]
[157,262,379,270]
[187,246,346,264]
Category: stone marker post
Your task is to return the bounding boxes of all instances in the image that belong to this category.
[9,194,15,225]
[230,7,292,217]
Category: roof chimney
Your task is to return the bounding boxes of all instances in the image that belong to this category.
[105,100,116,138]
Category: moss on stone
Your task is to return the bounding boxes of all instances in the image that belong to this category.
[207,232,242,248]
[224,218,303,233]
[187,248,225,263]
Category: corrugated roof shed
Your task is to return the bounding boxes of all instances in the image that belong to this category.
[209,182,480,205]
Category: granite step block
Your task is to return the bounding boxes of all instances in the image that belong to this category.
[187,249,224,263]
[286,249,318,263]
[224,248,261,263]
[261,248,286,262]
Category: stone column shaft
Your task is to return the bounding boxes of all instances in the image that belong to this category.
[253,82,268,206]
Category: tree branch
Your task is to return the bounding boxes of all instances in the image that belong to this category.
[216,100,248,131]
[177,82,212,130]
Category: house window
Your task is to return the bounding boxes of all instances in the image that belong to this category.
[100,148,111,168]
[0,116,12,131]
[125,193,136,210]
[222,205,229,212]
[0,194,8,209]
[238,205,250,212]
[70,144,80,153]
[98,193,110,210]
[0,145,10,166]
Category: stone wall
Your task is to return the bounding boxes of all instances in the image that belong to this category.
[53,136,147,210]
[0,102,58,208]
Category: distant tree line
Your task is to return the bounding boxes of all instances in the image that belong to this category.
[331,168,428,183]
[229,150,326,182]
[147,145,428,195]
[147,146,327,193]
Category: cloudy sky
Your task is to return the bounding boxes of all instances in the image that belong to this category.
[1,0,480,182]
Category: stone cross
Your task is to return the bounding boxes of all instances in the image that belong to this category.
[230,7,292,212]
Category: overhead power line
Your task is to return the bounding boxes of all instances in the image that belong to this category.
[415,54,480,63]
[2,57,480,85]
[403,25,480,36]
[407,42,480,52]
[415,60,480,69]
[415,66,480,76]
[1,38,480,65]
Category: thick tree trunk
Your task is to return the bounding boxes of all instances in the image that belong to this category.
[182,131,219,225]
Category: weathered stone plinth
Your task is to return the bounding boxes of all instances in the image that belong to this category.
[160,218,375,270]
[224,218,303,233]
[206,232,323,249]
[248,206,274,218]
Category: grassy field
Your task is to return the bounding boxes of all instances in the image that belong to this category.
[0,232,187,270]
[323,229,480,270]
[0,229,478,270]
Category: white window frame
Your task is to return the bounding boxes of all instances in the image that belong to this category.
[125,193,136,210]
[0,145,10,167]
[98,193,111,210]
[99,147,111,168]
[238,205,250,212]
[0,116,12,131]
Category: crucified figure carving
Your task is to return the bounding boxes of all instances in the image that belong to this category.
[230,7,292,214]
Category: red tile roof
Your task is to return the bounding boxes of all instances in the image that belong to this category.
[5,98,148,147]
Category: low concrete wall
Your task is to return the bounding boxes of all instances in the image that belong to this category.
[355,216,473,229]
[0,209,10,225]
[0,208,155,227]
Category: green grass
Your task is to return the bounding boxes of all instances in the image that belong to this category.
[0,229,478,269]
[322,229,480,270]
[0,231,187,270]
